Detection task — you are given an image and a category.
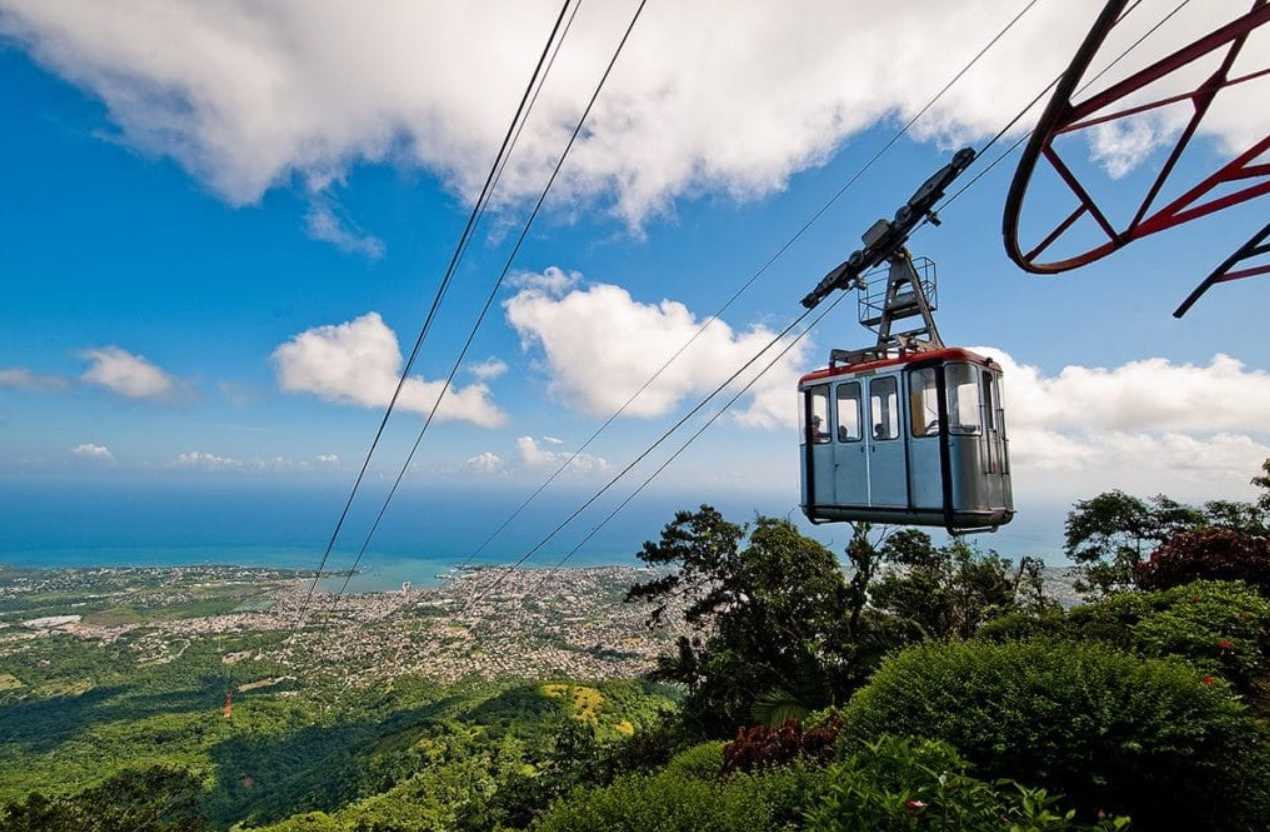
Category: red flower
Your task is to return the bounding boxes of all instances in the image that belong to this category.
[906,800,928,815]
[1217,639,1235,651]
[1202,675,1216,686]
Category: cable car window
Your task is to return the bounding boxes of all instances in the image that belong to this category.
[869,376,899,440]
[982,369,995,431]
[836,383,862,442]
[909,367,940,437]
[993,374,1006,438]
[945,364,981,435]
[807,385,831,444]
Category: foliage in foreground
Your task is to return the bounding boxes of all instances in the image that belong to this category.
[980,579,1270,697]
[533,756,826,832]
[806,736,1127,832]
[535,736,1120,832]
[842,639,1268,830]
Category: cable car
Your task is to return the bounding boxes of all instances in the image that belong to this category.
[796,148,1014,534]
[799,344,1013,533]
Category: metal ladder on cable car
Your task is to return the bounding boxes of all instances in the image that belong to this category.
[829,244,944,369]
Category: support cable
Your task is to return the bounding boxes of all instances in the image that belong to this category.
[294,0,575,621]
[332,0,649,601]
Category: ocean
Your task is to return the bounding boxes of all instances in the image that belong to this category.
[0,477,1068,591]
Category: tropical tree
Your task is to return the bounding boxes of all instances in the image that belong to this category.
[626,507,853,734]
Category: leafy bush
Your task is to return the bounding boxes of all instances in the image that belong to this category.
[976,607,1066,643]
[662,741,725,780]
[842,640,1267,830]
[1064,580,1270,695]
[532,764,826,832]
[721,715,842,773]
[1136,528,1270,594]
[805,736,1127,832]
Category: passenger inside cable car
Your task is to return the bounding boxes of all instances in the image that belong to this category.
[798,347,1014,534]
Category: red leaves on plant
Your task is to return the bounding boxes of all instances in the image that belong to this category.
[1202,675,1216,686]
[721,715,843,773]
[1136,528,1270,593]
[1217,638,1235,652]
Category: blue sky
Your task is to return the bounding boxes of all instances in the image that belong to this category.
[2,0,1268,568]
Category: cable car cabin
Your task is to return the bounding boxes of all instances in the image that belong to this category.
[798,347,1013,533]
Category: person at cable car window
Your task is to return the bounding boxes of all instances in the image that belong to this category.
[874,422,887,441]
[811,414,830,444]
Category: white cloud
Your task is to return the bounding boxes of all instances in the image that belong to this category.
[175,450,241,468]
[0,367,67,390]
[516,435,607,473]
[465,451,505,474]
[542,435,564,445]
[71,443,113,461]
[5,1,1253,229]
[972,347,1270,501]
[304,198,385,259]
[316,453,339,465]
[508,267,580,296]
[1089,117,1169,180]
[467,357,509,381]
[271,312,505,428]
[504,270,810,426]
[80,346,176,399]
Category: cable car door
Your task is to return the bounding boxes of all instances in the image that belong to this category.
[833,380,868,507]
[804,384,834,510]
[865,374,907,508]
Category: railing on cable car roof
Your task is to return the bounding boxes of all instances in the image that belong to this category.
[856,256,938,332]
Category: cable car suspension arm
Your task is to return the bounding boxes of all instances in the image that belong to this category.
[801,147,975,311]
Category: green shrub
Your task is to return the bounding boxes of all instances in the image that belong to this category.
[662,741,725,780]
[532,764,825,832]
[806,736,1126,832]
[1066,580,1270,693]
[842,639,1266,830]
[976,608,1066,643]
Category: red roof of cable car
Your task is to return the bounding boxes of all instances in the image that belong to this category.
[798,347,996,385]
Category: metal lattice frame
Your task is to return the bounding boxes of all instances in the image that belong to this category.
[1173,219,1270,315]
[1003,0,1270,275]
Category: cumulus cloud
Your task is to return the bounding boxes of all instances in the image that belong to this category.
[516,435,607,473]
[504,269,810,426]
[0,367,67,390]
[304,198,385,259]
[4,1,1253,230]
[467,357,509,381]
[271,312,505,428]
[316,453,339,465]
[175,450,241,468]
[80,347,176,399]
[971,348,1270,500]
[465,451,505,474]
[71,443,113,461]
